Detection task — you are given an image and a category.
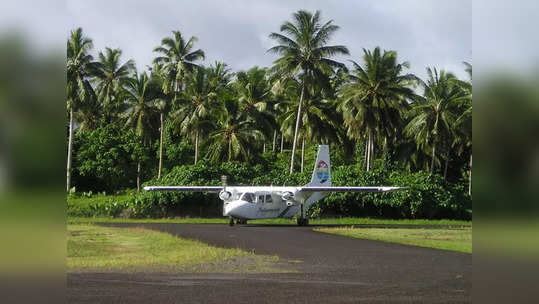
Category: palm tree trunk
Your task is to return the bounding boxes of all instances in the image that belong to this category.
[369,131,374,170]
[366,131,373,172]
[66,108,74,192]
[194,130,199,165]
[228,139,232,161]
[280,133,284,153]
[469,154,472,196]
[300,137,305,173]
[158,113,164,179]
[443,152,450,179]
[272,130,277,152]
[136,161,141,193]
[444,153,449,179]
[431,144,436,174]
[364,139,369,171]
[290,82,305,174]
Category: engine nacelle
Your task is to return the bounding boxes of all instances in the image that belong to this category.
[286,201,294,207]
[281,191,294,201]
[219,190,232,201]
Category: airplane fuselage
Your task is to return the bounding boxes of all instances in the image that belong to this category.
[221,186,306,220]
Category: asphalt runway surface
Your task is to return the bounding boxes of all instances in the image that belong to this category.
[68,223,471,303]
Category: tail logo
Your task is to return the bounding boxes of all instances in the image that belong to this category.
[316,160,329,183]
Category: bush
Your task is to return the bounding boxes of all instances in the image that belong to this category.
[68,153,471,220]
[67,192,134,217]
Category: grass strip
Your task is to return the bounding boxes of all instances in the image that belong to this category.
[315,227,472,253]
[68,224,279,272]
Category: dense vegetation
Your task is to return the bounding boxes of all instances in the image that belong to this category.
[67,10,472,219]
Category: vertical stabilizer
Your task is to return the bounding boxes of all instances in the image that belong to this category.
[308,145,331,186]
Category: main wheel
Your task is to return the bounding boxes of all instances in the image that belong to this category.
[229,217,235,226]
[297,218,310,226]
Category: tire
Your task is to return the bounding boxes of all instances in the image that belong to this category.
[229,218,235,226]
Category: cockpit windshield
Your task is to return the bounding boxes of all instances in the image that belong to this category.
[240,192,255,203]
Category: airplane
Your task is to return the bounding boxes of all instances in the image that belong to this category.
[144,145,405,226]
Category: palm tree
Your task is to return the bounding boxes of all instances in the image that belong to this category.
[235,67,275,150]
[93,47,135,121]
[153,30,205,98]
[149,63,171,179]
[153,31,205,171]
[208,61,233,90]
[66,27,97,192]
[268,10,349,173]
[452,62,472,193]
[173,66,217,164]
[277,78,339,171]
[405,67,463,174]
[206,100,262,162]
[123,72,160,192]
[338,47,417,171]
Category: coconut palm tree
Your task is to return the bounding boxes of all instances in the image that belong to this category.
[152,31,204,172]
[405,67,463,174]
[452,62,472,193]
[149,63,171,179]
[277,78,339,171]
[338,47,417,171]
[268,10,349,173]
[66,27,97,192]
[235,67,276,150]
[207,61,233,91]
[206,100,262,162]
[153,30,205,99]
[123,72,160,192]
[93,47,135,121]
[173,66,217,164]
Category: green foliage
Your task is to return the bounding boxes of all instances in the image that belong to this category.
[67,192,134,217]
[72,124,150,192]
[311,165,471,220]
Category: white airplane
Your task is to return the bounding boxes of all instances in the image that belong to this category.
[144,145,405,226]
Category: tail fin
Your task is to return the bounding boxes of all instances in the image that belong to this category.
[308,145,331,186]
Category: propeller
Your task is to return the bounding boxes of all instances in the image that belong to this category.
[219,175,231,201]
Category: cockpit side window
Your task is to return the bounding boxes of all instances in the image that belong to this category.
[265,194,273,203]
[241,192,255,203]
[258,195,265,203]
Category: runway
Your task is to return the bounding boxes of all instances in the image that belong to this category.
[68,223,471,303]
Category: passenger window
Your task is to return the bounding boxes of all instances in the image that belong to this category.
[258,195,265,203]
[265,194,272,203]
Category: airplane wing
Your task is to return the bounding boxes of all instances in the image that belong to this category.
[299,186,406,192]
[143,186,222,192]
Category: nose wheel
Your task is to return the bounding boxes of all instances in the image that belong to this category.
[229,217,235,226]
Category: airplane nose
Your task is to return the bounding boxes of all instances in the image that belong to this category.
[224,200,247,217]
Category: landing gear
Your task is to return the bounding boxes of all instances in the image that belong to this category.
[229,217,235,226]
[297,218,309,226]
[237,219,248,225]
[297,201,309,226]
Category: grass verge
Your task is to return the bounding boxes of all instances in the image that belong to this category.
[68,217,471,227]
[68,224,280,272]
[315,227,472,253]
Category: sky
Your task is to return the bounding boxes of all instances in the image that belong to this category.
[62,0,472,80]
